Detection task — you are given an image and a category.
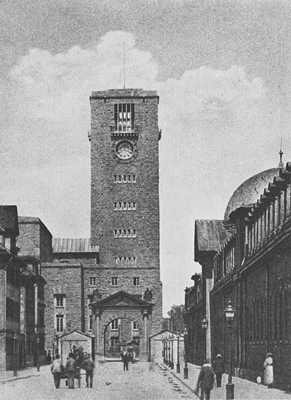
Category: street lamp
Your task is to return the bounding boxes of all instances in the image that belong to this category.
[163,338,166,364]
[176,333,180,373]
[201,316,208,362]
[13,332,18,377]
[183,326,188,379]
[36,334,40,372]
[224,299,235,400]
[201,316,208,330]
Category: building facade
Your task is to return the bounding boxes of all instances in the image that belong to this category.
[89,89,163,361]
[42,88,163,362]
[192,162,291,390]
[0,208,46,371]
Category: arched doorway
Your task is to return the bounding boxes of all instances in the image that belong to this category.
[104,317,141,360]
[91,291,152,361]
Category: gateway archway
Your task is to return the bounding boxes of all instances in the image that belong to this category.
[91,291,152,361]
[104,317,141,360]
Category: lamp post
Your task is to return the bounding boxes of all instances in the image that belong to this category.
[201,316,208,362]
[170,335,174,369]
[13,332,18,377]
[176,333,180,373]
[36,334,40,372]
[183,326,188,379]
[224,299,235,400]
[163,338,166,364]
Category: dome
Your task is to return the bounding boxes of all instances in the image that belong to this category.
[224,168,280,221]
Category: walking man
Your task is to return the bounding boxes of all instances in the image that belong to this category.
[121,350,129,371]
[195,359,215,400]
[81,353,95,388]
[50,354,62,389]
[65,353,76,389]
[213,354,224,387]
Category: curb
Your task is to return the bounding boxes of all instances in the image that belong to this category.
[1,373,40,384]
[160,363,199,398]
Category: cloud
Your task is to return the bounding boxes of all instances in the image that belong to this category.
[8,31,158,124]
[159,65,266,129]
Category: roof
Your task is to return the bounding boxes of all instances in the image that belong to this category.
[224,168,280,222]
[18,216,41,223]
[52,238,99,253]
[194,220,231,262]
[0,206,19,236]
[18,216,53,237]
[90,88,158,99]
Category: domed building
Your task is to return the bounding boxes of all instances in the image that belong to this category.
[189,161,291,391]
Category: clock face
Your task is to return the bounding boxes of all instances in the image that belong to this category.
[116,141,133,160]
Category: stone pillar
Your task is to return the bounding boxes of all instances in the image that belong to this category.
[94,308,103,361]
[141,309,149,361]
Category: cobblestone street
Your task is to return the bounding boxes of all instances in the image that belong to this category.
[0,362,192,400]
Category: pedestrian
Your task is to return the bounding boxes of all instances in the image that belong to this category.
[50,354,63,389]
[263,353,274,388]
[213,354,224,387]
[195,359,215,400]
[121,350,129,371]
[81,353,95,388]
[46,350,52,365]
[65,353,76,389]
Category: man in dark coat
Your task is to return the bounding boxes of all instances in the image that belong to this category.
[121,350,129,371]
[196,359,215,400]
[213,354,224,387]
[65,353,76,389]
[81,353,95,388]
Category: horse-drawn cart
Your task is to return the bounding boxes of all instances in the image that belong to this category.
[56,330,94,388]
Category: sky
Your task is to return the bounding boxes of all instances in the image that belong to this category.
[1,0,291,316]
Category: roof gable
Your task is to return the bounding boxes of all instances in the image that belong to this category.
[92,290,152,308]
[195,220,231,262]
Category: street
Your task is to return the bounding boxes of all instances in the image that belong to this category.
[0,362,193,400]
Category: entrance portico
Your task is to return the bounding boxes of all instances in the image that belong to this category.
[91,291,153,362]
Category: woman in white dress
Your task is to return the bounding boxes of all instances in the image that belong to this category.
[263,353,274,388]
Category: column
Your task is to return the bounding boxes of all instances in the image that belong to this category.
[142,309,149,361]
[94,309,103,361]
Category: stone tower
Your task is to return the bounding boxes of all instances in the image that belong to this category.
[89,88,163,361]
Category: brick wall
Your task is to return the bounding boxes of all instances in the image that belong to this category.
[89,89,162,341]
[42,264,83,350]
[17,218,52,262]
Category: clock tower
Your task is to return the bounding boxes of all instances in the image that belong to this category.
[89,88,162,360]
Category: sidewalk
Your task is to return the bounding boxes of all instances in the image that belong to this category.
[0,365,48,384]
[162,362,291,400]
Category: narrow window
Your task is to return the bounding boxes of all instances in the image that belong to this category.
[119,175,122,182]
[89,314,92,331]
[128,175,131,182]
[114,104,134,132]
[111,277,118,286]
[55,295,64,307]
[132,175,136,182]
[89,277,96,286]
[133,321,139,330]
[114,175,117,183]
[111,319,119,330]
[123,175,127,182]
[133,277,140,286]
[56,315,64,333]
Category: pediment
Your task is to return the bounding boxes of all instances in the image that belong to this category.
[94,290,152,308]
